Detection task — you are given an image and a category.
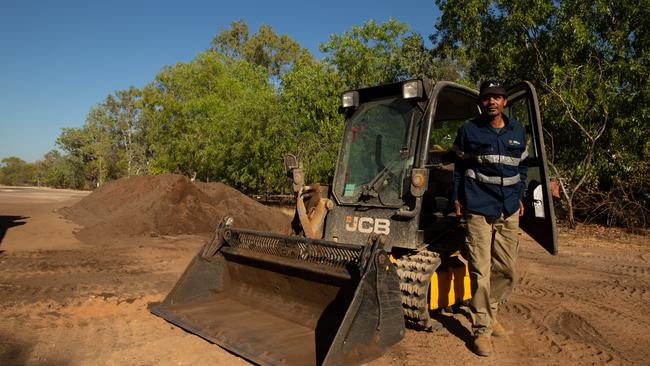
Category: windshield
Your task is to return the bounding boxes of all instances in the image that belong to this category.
[335,97,420,206]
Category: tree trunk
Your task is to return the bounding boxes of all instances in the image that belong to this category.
[566,200,576,229]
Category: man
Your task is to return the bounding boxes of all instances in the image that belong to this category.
[451,80,528,357]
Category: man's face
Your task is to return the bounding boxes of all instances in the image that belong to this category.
[479,94,507,117]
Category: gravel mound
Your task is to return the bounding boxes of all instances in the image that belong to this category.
[60,173,291,242]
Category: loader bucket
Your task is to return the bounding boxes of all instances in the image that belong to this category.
[149,227,404,366]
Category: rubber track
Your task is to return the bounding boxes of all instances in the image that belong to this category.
[395,249,442,331]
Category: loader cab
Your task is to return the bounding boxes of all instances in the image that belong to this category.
[329,80,480,249]
[421,81,558,255]
[329,79,557,255]
[333,80,479,210]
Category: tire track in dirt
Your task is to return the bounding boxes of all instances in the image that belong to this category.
[522,244,650,310]
[503,296,623,365]
[516,273,566,300]
[0,247,183,310]
[557,250,650,322]
[545,308,618,364]
[504,243,650,366]
[0,242,248,366]
[609,263,650,277]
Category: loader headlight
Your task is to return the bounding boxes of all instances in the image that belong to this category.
[341,91,359,108]
[403,80,423,99]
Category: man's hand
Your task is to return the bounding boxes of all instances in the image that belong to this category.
[519,200,525,216]
[455,200,463,217]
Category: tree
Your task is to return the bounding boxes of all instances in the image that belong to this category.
[56,106,117,189]
[321,18,418,89]
[211,20,314,79]
[0,157,34,186]
[33,150,60,187]
[104,87,148,177]
[321,18,465,90]
[141,51,287,193]
[279,59,345,185]
[55,87,149,188]
[433,0,650,228]
[56,126,94,187]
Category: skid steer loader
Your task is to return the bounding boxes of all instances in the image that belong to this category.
[150,79,558,366]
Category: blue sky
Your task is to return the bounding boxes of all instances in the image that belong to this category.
[0,0,440,162]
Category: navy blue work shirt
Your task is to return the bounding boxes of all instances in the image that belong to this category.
[451,114,529,218]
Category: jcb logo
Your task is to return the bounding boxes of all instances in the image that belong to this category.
[345,216,390,235]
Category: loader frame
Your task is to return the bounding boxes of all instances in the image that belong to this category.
[150,78,558,366]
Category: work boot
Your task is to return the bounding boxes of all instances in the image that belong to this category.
[472,334,492,357]
[491,318,511,338]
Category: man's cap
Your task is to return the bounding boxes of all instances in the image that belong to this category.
[479,80,507,98]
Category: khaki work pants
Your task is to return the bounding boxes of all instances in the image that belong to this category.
[464,212,520,335]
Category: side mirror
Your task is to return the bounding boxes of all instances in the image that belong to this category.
[283,154,304,194]
[283,154,300,175]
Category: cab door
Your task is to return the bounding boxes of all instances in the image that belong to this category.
[505,81,558,255]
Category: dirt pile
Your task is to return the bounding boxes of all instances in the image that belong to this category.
[60,174,292,242]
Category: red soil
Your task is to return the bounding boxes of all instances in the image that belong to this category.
[59,173,291,243]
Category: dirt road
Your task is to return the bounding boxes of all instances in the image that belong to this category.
[1,186,648,365]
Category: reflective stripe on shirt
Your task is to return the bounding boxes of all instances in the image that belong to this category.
[476,149,529,166]
[465,169,521,186]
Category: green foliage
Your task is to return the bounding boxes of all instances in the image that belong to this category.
[0,157,34,186]
[104,87,148,176]
[321,18,436,88]
[33,150,64,188]
[54,86,148,189]
[433,0,650,227]
[57,111,114,188]
[211,20,314,78]
[141,51,287,193]
[279,59,344,184]
[37,151,87,189]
